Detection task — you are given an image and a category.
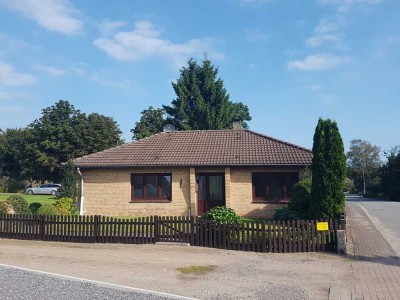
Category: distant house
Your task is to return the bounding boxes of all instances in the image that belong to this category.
[74,125,312,218]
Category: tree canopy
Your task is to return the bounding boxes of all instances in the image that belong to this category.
[380,146,400,201]
[309,118,346,219]
[1,100,122,182]
[346,139,381,195]
[131,106,165,140]
[163,57,251,131]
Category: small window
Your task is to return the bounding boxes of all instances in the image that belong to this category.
[131,174,172,202]
[252,172,299,202]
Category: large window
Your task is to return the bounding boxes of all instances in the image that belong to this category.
[252,172,299,202]
[131,174,172,202]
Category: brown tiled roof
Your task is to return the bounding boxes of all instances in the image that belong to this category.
[74,129,312,168]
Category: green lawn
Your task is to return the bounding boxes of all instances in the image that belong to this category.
[0,193,57,205]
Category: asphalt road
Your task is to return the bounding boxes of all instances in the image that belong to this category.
[0,265,192,300]
[346,195,400,256]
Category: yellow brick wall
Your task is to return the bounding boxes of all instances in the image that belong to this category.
[81,166,305,218]
[229,167,304,219]
[81,168,190,216]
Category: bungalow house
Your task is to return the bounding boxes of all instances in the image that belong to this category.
[74,124,312,218]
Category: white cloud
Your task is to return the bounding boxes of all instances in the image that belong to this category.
[305,18,343,47]
[0,33,39,57]
[240,0,274,7]
[94,20,223,66]
[245,30,268,43]
[0,63,36,86]
[0,91,29,100]
[315,19,339,33]
[287,53,351,70]
[317,0,382,13]
[99,20,127,36]
[0,0,83,35]
[90,71,133,89]
[306,34,342,47]
[33,65,67,76]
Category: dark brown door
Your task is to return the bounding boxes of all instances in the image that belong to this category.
[197,174,225,215]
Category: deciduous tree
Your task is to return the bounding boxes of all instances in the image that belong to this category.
[2,100,122,182]
[346,139,381,195]
[131,106,165,140]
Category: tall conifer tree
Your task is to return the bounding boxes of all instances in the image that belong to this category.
[310,118,346,219]
[163,57,251,130]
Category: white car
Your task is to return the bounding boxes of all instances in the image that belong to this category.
[26,184,61,195]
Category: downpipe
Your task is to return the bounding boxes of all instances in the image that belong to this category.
[76,167,85,216]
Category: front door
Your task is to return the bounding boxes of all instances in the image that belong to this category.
[197,173,225,215]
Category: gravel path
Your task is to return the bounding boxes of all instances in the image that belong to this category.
[0,239,353,300]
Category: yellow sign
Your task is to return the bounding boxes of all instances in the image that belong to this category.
[316,222,329,231]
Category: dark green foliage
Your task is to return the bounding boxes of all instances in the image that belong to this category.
[131,106,165,140]
[274,207,305,220]
[2,128,38,181]
[380,147,400,201]
[0,176,26,193]
[7,195,31,215]
[85,113,123,153]
[163,57,251,130]
[57,161,77,199]
[288,174,312,216]
[28,202,42,214]
[54,197,78,216]
[36,204,59,216]
[202,206,241,224]
[2,100,122,183]
[0,129,5,177]
[309,118,346,219]
[0,201,10,214]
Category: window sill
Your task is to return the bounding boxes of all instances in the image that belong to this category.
[252,200,290,204]
[130,200,171,203]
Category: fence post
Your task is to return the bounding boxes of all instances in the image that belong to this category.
[39,215,45,241]
[337,230,346,254]
[190,217,195,246]
[154,216,159,243]
[340,212,346,230]
[94,215,100,243]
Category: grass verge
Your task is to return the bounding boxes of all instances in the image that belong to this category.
[0,193,57,205]
[177,265,215,275]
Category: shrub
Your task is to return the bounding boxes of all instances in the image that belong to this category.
[202,206,240,224]
[0,177,26,193]
[0,201,12,214]
[57,161,77,199]
[7,195,31,215]
[274,207,305,220]
[288,175,312,216]
[28,202,42,214]
[36,204,59,216]
[54,197,78,216]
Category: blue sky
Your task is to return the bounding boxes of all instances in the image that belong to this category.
[0,0,399,152]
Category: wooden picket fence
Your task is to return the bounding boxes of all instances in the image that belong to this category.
[0,214,345,253]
